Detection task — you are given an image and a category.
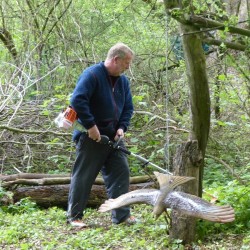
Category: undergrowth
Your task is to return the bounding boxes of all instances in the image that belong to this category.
[0,196,249,250]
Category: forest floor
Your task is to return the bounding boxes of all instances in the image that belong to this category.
[0,202,249,250]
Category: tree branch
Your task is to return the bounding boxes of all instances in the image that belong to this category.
[25,0,40,31]
[134,110,176,123]
[0,125,70,136]
[203,38,247,51]
[165,5,250,37]
[182,14,250,37]
[0,28,18,60]
[43,0,73,42]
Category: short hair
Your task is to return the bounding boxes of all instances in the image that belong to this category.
[106,42,134,60]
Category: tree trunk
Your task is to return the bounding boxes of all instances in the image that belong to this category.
[168,22,210,244]
[169,24,210,244]
[169,141,203,243]
[163,0,211,243]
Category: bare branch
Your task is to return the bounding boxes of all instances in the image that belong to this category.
[134,110,177,123]
[203,38,248,51]
[175,14,250,37]
[0,125,70,136]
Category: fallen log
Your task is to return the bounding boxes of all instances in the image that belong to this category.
[12,182,156,208]
[0,173,157,208]
[1,174,154,187]
[0,173,70,182]
[2,177,72,187]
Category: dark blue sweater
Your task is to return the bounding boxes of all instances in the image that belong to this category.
[71,62,134,141]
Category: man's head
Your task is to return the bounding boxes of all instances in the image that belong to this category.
[104,42,134,76]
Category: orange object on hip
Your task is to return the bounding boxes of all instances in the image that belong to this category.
[62,106,78,128]
[64,106,77,123]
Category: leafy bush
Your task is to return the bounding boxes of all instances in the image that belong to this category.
[215,181,250,232]
[197,180,250,239]
[3,197,39,214]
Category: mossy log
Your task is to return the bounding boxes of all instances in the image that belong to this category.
[12,182,156,209]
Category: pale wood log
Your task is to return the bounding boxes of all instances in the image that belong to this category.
[1,174,154,187]
[0,173,70,182]
[2,177,71,187]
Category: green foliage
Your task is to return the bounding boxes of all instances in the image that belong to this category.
[0,185,9,200]
[197,180,250,240]
[204,158,232,185]
[242,235,250,250]
[1,0,247,178]
[0,1,249,247]
[0,204,247,249]
[0,205,170,249]
[215,181,250,232]
[47,155,72,174]
[2,198,38,214]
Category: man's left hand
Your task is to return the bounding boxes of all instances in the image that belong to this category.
[114,129,124,141]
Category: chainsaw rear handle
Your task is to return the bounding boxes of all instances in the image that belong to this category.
[99,135,130,154]
[99,135,111,144]
[99,135,125,149]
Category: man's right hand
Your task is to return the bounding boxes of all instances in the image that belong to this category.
[88,125,101,142]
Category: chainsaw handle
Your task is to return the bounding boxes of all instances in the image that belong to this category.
[113,135,122,149]
[99,135,131,155]
[99,135,110,144]
[99,135,123,149]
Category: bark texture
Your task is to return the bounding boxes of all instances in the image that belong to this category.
[170,141,203,243]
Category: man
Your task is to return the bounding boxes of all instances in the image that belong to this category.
[67,42,136,227]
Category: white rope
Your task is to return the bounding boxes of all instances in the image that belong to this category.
[164,14,171,172]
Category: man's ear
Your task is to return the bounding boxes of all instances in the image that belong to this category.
[113,56,119,64]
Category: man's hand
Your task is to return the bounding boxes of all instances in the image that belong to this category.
[114,128,124,141]
[88,125,101,142]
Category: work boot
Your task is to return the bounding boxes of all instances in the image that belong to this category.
[68,219,87,228]
[123,216,139,225]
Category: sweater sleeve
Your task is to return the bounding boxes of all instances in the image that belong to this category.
[70,70,96,129]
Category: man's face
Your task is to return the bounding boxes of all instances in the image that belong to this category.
[114,54,133,75]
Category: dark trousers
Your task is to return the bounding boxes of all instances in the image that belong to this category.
[67,133,130,224]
